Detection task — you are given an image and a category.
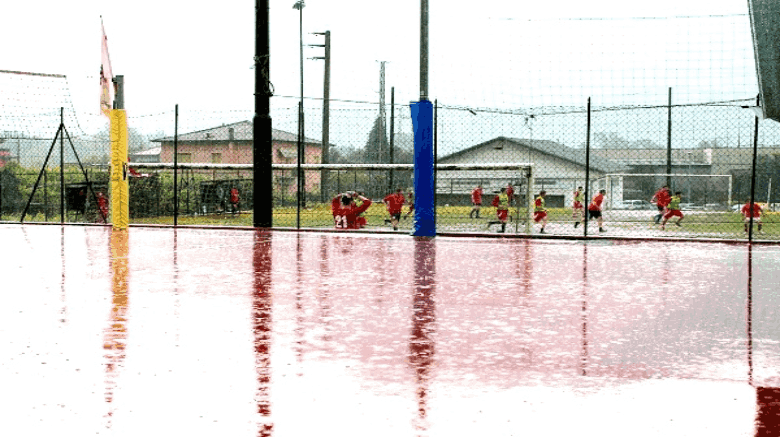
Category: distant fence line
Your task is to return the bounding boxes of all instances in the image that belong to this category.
[1,98,779,242]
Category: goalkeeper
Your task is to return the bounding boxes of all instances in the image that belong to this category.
[331,191,372,229]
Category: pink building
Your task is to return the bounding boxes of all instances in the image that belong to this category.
[154,120,322,195]
[0,148,10,168]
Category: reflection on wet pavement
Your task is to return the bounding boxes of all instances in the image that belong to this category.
[1,225,779,436]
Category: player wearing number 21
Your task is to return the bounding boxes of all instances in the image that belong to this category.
[332,192,373,229]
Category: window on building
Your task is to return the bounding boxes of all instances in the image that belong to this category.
[211,153,222,164]
[177,153,192,163]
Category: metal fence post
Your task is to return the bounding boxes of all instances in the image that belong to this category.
[60,107,64,224]
[666,88,672,189]
[584,97,591,238]
[174,104,179,226]
[749,94,760,242]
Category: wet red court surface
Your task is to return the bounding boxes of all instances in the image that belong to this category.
[2,224,780,436]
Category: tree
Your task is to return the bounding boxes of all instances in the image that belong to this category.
[364,116,389,163]
[581,133,660,149]
[593,132,630,149]
[330,145,365,164]
[731,153,780,204]
[391,133,414,164]
[697,138,724,149]
[0,164,23,215]
[93,125,151,154]
[631,139,661,149]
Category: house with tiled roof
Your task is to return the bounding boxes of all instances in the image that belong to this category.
[437,136,628,207]
[152,120,322,195]
[153,120,321,165]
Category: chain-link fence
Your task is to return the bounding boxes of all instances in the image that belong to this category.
[1,97,778,241]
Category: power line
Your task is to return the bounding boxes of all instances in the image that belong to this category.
[488,13,748,22]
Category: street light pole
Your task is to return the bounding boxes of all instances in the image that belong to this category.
[293,0,305,220]
[420,0,428,101]
[311,31,330,202]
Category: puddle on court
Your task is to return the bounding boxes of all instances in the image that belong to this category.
[1,225,780,436]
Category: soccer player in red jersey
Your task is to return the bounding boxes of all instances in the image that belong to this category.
[383,188,406,231]
[506,183,516,221]
[572,186,585,228]
[651,185,671,224]
[470,185,483,219]
[588,189,607,232]
[534,190,548,233]
[741,199,763,234]
[229,187,240,215]
[660,191,684,230]
[404,189,415,219]
[490,187,510,233]
[331,192,372,230]
[96,191,109,223]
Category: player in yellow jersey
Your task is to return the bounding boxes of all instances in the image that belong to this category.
[489,188,510,233]
[660,191,684,230]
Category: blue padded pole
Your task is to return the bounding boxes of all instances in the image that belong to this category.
[410,100,435,237]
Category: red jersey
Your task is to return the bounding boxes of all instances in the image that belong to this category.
[383,192,406,214]
[652,189,671,207]
[96,193,109,223]
[506,185,514,200]
[229,188,240,204]
[472,187,483,204]
[588,193,604,211]
[332,197,372,229]
[97,194,108,210]
[573,190,584,208]
[741,203,762,218]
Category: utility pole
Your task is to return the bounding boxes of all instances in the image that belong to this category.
[113,75,124,110]
[389,87,395,193]
[311,31,330,202]
[420,0,428,101]
[293,0,305,217]
[378,61,387,164]
[254,0,273,227]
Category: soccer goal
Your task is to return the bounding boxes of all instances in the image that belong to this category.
[595,173,733,210]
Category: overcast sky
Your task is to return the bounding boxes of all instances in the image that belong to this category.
[0,0,761,141]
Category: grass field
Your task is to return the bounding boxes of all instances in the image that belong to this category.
[132,205,780,239]
[12,204,778,239]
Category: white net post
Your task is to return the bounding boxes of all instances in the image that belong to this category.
[728,175,733,207]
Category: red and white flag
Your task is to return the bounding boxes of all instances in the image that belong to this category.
[100,17,114,117]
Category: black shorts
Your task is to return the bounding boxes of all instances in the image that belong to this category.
[656,205,665,212]
[588,209,602,219]
[391,212,401,221]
